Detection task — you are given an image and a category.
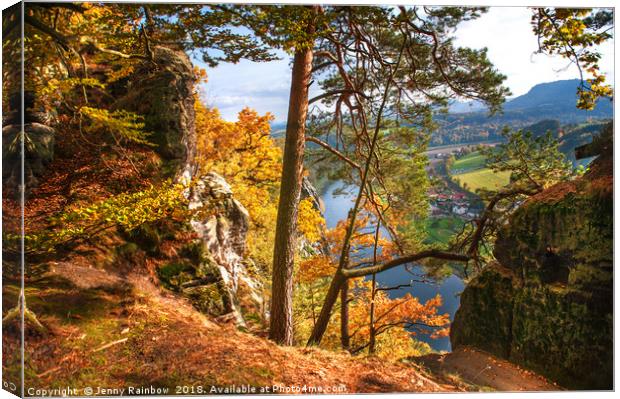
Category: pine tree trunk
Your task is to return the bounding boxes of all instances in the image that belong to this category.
[368,273,377,354]
[340,279,350,350]
[268,44,314,345]
[307,272,346,345]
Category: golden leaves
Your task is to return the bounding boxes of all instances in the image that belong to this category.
[195,99,325,272]
[298,198,326,243]
[80,106,153,146]
[532,8,612,110]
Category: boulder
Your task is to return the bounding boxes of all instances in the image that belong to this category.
[2,92,55,190]
[114,46,196,177]
[3,122,55,189]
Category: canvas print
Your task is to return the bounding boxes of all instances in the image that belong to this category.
[1,1,614,396]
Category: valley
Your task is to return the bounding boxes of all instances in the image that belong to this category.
[2,3,613,396]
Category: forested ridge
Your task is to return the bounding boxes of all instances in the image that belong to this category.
[1,3,613,394]
[429,79,612,146]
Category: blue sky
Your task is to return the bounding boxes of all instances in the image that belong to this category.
[195,7,614,122]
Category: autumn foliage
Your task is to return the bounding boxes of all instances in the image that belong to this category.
[192,98,449,358]
[295,206,450,359]
[193,99,324,275]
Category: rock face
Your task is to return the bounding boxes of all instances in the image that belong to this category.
[157,173,263,325]
[117,47,263,324]
[299,176,330,257]
[115,46,196,177]
[189,172,263,322]
[301,176,323,213]
[451,148,613,389]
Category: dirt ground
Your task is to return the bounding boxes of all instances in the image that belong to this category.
[3,264,454,395]
[417,346,560,392]
[2,262,561,395]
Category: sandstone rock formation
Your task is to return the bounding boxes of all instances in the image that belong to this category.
[451,133,613,389]
[188,172,263,323]
[114,46,196,178]
[117,48,263,325]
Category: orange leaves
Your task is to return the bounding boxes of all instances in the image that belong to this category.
[298,255,335,284]
[194,99,326,271]
[194,99,282,269]
[195,100,281,189]
[373,293,450,335]
[321,212,395,267]
[193,66,208,83]
[296,276,450,359]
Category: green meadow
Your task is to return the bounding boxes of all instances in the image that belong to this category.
[450,151,511,193]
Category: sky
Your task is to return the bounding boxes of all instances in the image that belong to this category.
[197,7,615,122]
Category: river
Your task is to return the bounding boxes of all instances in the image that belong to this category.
[321,180,464,352]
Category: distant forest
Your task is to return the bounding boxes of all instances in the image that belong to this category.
[432,79,612,146]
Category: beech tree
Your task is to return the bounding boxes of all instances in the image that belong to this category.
[1,2,279,338]
[2,3,277,122]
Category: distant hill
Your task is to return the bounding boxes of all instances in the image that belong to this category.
[271,80,612,147]
[432,79,613,146]
[448,100,485,113]
[449,79,613,116]
[504,79,613,117]
[520,118,609,165]
[270,121,287,138]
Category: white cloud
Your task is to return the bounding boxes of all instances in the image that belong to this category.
[196,51,294,121]
[454,7,614,98]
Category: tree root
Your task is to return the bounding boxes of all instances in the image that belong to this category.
[2,295,48,335]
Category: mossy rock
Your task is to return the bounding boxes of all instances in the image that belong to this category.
[182,283,229,316]
[157,261,195,288]
[179,240,208,264]
[494,177,612,289]
[195,258,221,279]
[156,241,232,318]
[450,263,515,358]
[122,223,162,255]
[114,46,196,169]
[453,163,613,389]
[510,285,613,389]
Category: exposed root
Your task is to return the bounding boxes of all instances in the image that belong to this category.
[2,294,48,335]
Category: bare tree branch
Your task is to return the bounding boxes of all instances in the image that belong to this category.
[305,136,361,171]
[342,250,469,279]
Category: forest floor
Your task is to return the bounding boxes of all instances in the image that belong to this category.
[2,262,559,395]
